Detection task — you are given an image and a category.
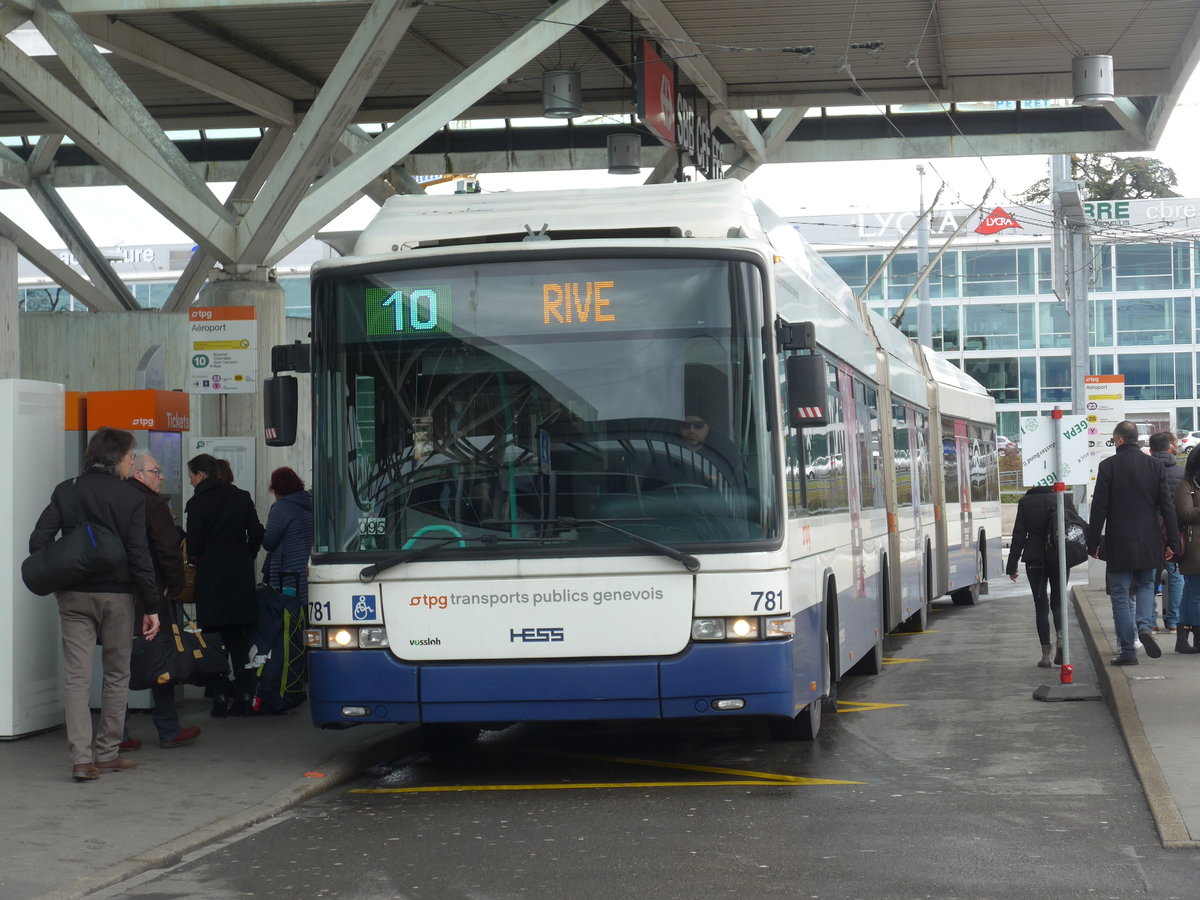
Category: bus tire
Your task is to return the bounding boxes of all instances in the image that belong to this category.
[951,548,984,606]
[899,601,929,632]
[421,722,481,752]
[769,698,821,741]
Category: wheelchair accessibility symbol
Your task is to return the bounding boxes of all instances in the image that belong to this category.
[352,595,378,621]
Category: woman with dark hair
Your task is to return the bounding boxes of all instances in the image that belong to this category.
[262,467,313,606]
[29,427,159,781]
[185,453,264,716]
[1006,485,1081,667]
[1173,446,1200,651]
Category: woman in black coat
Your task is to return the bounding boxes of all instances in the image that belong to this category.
[1007,485,1081,668]
[185,454,264,716]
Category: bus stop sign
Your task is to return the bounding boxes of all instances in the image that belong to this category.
[1020,414,1090,487]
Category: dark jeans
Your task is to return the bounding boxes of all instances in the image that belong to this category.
[124,682,183,742]
[1026,562,1064,645]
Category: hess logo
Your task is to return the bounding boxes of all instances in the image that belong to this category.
[509,627,564,643]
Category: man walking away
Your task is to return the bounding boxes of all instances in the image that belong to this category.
[1089,421,1180,665]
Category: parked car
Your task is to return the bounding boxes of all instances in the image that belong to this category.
[1180,431,1200,454]
[996,435,1013,451]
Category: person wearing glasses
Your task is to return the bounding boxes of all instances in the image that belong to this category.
[642,410,719,491]
[680,414,710,450]
[120,453,201,752]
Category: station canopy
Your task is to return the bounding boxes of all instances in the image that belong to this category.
[1,0,1199,313]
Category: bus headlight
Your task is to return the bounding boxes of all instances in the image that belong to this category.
[727,617,758,639]
[692,618,726,640]
[764,616,795,638]
[692,617,778,641]
[358,627,389,648]
[330,628,358,649]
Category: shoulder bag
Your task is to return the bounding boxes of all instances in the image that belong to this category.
[21,480,127,596]
[129,603,228,690]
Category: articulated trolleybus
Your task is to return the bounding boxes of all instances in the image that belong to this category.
[266,179,999,740]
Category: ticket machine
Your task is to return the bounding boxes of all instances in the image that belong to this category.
[85,390,191,520]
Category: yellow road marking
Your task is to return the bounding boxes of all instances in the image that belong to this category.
[836,700,908,713]
[351,745,865,794]
[883,657,928,664]
[537,750,860,785]
[351,777,859,794]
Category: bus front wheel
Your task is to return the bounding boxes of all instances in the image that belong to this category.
[769,699,822,741]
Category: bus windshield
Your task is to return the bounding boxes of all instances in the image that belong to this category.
[311,253,779,559]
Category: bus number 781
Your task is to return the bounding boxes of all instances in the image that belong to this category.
[751,590,784,611]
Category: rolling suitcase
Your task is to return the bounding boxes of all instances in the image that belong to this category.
[248,570,308,713]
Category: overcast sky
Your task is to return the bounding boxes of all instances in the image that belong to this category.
[8,74,1200,250]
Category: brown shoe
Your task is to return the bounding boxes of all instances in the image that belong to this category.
[72,764,101,782]
[95,756,138,772]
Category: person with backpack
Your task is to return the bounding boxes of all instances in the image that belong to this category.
[1007,485,1083,668]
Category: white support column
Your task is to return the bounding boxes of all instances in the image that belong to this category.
[0,236,16,379]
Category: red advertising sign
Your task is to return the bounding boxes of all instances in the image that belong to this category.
[975,206,1022,235]
[638,39,676,145]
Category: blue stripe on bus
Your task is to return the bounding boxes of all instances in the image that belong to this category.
[307,608,824,727]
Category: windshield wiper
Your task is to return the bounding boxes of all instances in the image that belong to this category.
[486,517,701,572]
[359,535,478,582]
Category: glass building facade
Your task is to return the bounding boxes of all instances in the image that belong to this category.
[795,197,1200,441]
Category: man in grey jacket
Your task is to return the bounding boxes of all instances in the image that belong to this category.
[1089,421,1181,665]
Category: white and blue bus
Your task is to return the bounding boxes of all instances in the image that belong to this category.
[268,179,999,740]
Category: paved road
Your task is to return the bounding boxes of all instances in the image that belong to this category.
[95,577,1200,900]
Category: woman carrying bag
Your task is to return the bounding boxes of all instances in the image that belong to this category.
[1172,447,1200,652]
[185,454,264,716]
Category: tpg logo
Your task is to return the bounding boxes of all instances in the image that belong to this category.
[509,627,564,643]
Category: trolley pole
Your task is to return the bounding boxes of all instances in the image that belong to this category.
[1033,406,1101,702]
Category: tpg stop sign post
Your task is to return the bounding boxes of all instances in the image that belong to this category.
[1023,408,1102,703]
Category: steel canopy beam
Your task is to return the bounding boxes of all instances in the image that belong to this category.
[728,107,808,179]
[237,0,421,263]
[0,35,237,260]
[0,143,30,188]
[32,0,231,225]
[163,125,293,313]
[0,208,124,312]
[266,0,612,264]
[75,14,296,127]
[28,175,140,310]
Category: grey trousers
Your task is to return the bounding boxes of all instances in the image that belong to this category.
[57,590,135,765]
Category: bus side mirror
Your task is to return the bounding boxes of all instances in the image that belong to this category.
[785,354,829,428]
[263,376,298,446]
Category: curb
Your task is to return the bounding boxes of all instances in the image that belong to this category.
[1072,586,1198,849]
[34,724,422,900]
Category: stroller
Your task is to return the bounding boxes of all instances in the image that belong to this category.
[247,571,308,713]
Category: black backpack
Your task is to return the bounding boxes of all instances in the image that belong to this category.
[1044,502,1089,569]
